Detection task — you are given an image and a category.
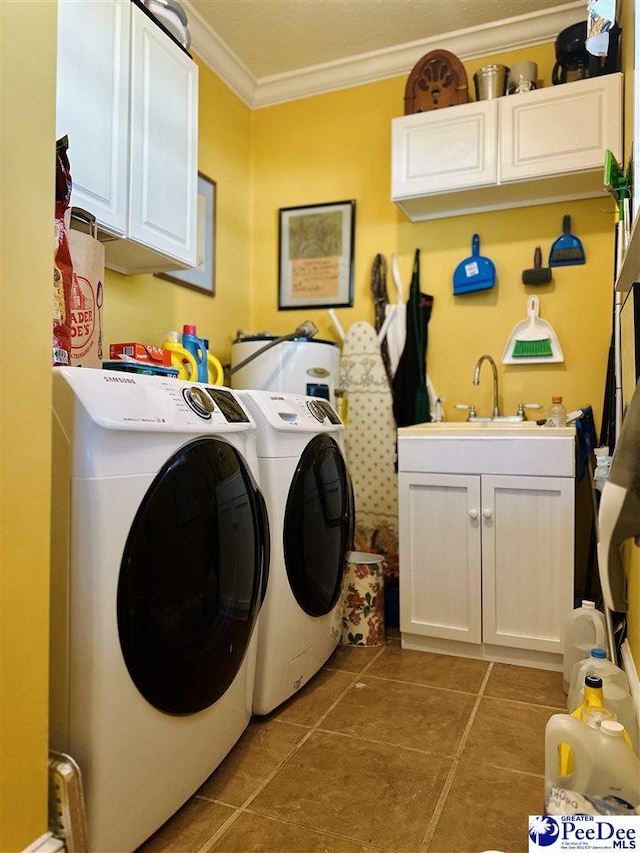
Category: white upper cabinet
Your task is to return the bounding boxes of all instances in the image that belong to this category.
[392,73,623,222]
[499,74,622,181]
[392,100,498,197]
[56,0,130,236]
[56,0,198,274]
[127,5,198,268]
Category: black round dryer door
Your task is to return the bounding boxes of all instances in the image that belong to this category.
[283,434,353,617]
[117,437,269,715]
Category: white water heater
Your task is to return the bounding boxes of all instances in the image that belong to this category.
[230,336,340,404]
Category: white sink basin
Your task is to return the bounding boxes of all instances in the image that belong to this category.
[399,421,572,437]
[397,421,576,475]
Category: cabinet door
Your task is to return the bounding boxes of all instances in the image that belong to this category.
[481,475,574,654]
[391,100,498,199]
[128,5,198,266]
[399,472,482,643]
[499,74,623,184]
[56,0,130,235]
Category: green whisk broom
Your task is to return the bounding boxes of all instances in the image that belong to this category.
[502,296,564,364]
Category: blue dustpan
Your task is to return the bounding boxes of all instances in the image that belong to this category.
[453,234,496,295]
[548,214,586,267]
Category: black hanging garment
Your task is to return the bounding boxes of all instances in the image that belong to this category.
[370,253,393,385]
[392,249,434,428]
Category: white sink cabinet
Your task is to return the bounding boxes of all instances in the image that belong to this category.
[56,0,198,274]
[397,425,576,669]
[392,74,623,221]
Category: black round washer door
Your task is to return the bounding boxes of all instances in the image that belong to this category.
[117,437,267,715]
[284,434,352,617]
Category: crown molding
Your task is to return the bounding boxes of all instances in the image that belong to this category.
[184,0,258,105]
[186,0,586,109]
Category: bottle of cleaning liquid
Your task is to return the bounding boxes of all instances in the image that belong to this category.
[334,389,349,425]
[162,331,198,381]
[571,675,615,725]
[545,714,640,813]
[547,395,567,427]
[202,338,224,385]
[181,324,208,383]
[559,674,620,775]
[559,676,637,788]
[562,600,606,693]
[568,650,638,754]
[571,675,634,743]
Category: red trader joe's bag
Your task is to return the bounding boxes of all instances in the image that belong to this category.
[53,135,73,366]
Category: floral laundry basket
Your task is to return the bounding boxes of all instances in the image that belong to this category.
[339,551,385,646]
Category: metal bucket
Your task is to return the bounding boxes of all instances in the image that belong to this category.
[473,64,509,100]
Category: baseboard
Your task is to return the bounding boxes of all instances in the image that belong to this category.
[21,832,64,853]
[620,639,640,725]
[400,632,562,672]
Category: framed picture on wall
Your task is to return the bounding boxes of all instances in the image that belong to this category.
[156,172,216,296]
[278,200,355,309]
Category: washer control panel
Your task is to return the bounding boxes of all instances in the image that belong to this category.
[54,368,255,433]
[182,386,251,423]
[238,390,343,433]
[307,399,326,422]
[182,386,215,418]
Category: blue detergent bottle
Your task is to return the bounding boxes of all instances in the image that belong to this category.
[181,324,208,382]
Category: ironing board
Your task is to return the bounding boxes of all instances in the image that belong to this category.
[339,321,398,580]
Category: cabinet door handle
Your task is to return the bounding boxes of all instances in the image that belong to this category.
[482,508,493,519]
[468,509,479,519]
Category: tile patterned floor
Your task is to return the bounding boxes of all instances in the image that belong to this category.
[137,637,566,853]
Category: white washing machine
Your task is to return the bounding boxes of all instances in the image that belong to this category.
[50,368,269,853]
[237,390,353,715]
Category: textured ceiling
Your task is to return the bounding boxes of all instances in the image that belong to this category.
[187,0,577,79]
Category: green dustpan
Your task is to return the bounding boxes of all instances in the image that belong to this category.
[453,234,496,295]
[549,215,586,267]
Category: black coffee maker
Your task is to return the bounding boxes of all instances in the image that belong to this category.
[552,20,621,85]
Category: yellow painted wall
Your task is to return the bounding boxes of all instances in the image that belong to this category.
[103,55,253,367]
[251,43,616,426]
[0,3,57,850]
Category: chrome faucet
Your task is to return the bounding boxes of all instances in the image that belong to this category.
[472,354,500,418]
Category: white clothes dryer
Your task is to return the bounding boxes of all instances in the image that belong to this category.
[237,390,353,716]
[50,368,269,853]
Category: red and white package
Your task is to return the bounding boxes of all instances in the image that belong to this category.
[53,136,73,366]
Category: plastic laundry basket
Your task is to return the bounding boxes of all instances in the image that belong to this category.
[339,551,385,646]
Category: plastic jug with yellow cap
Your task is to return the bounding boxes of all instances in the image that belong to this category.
[546,715,640,812]
[203,339,224,384]
[162,327,223,384]
[162,331,198,381]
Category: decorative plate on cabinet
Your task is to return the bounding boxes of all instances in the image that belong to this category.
[404,49,469,113]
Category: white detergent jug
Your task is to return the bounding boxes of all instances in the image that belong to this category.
[562,601,606,693]
[545,714,640,812]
